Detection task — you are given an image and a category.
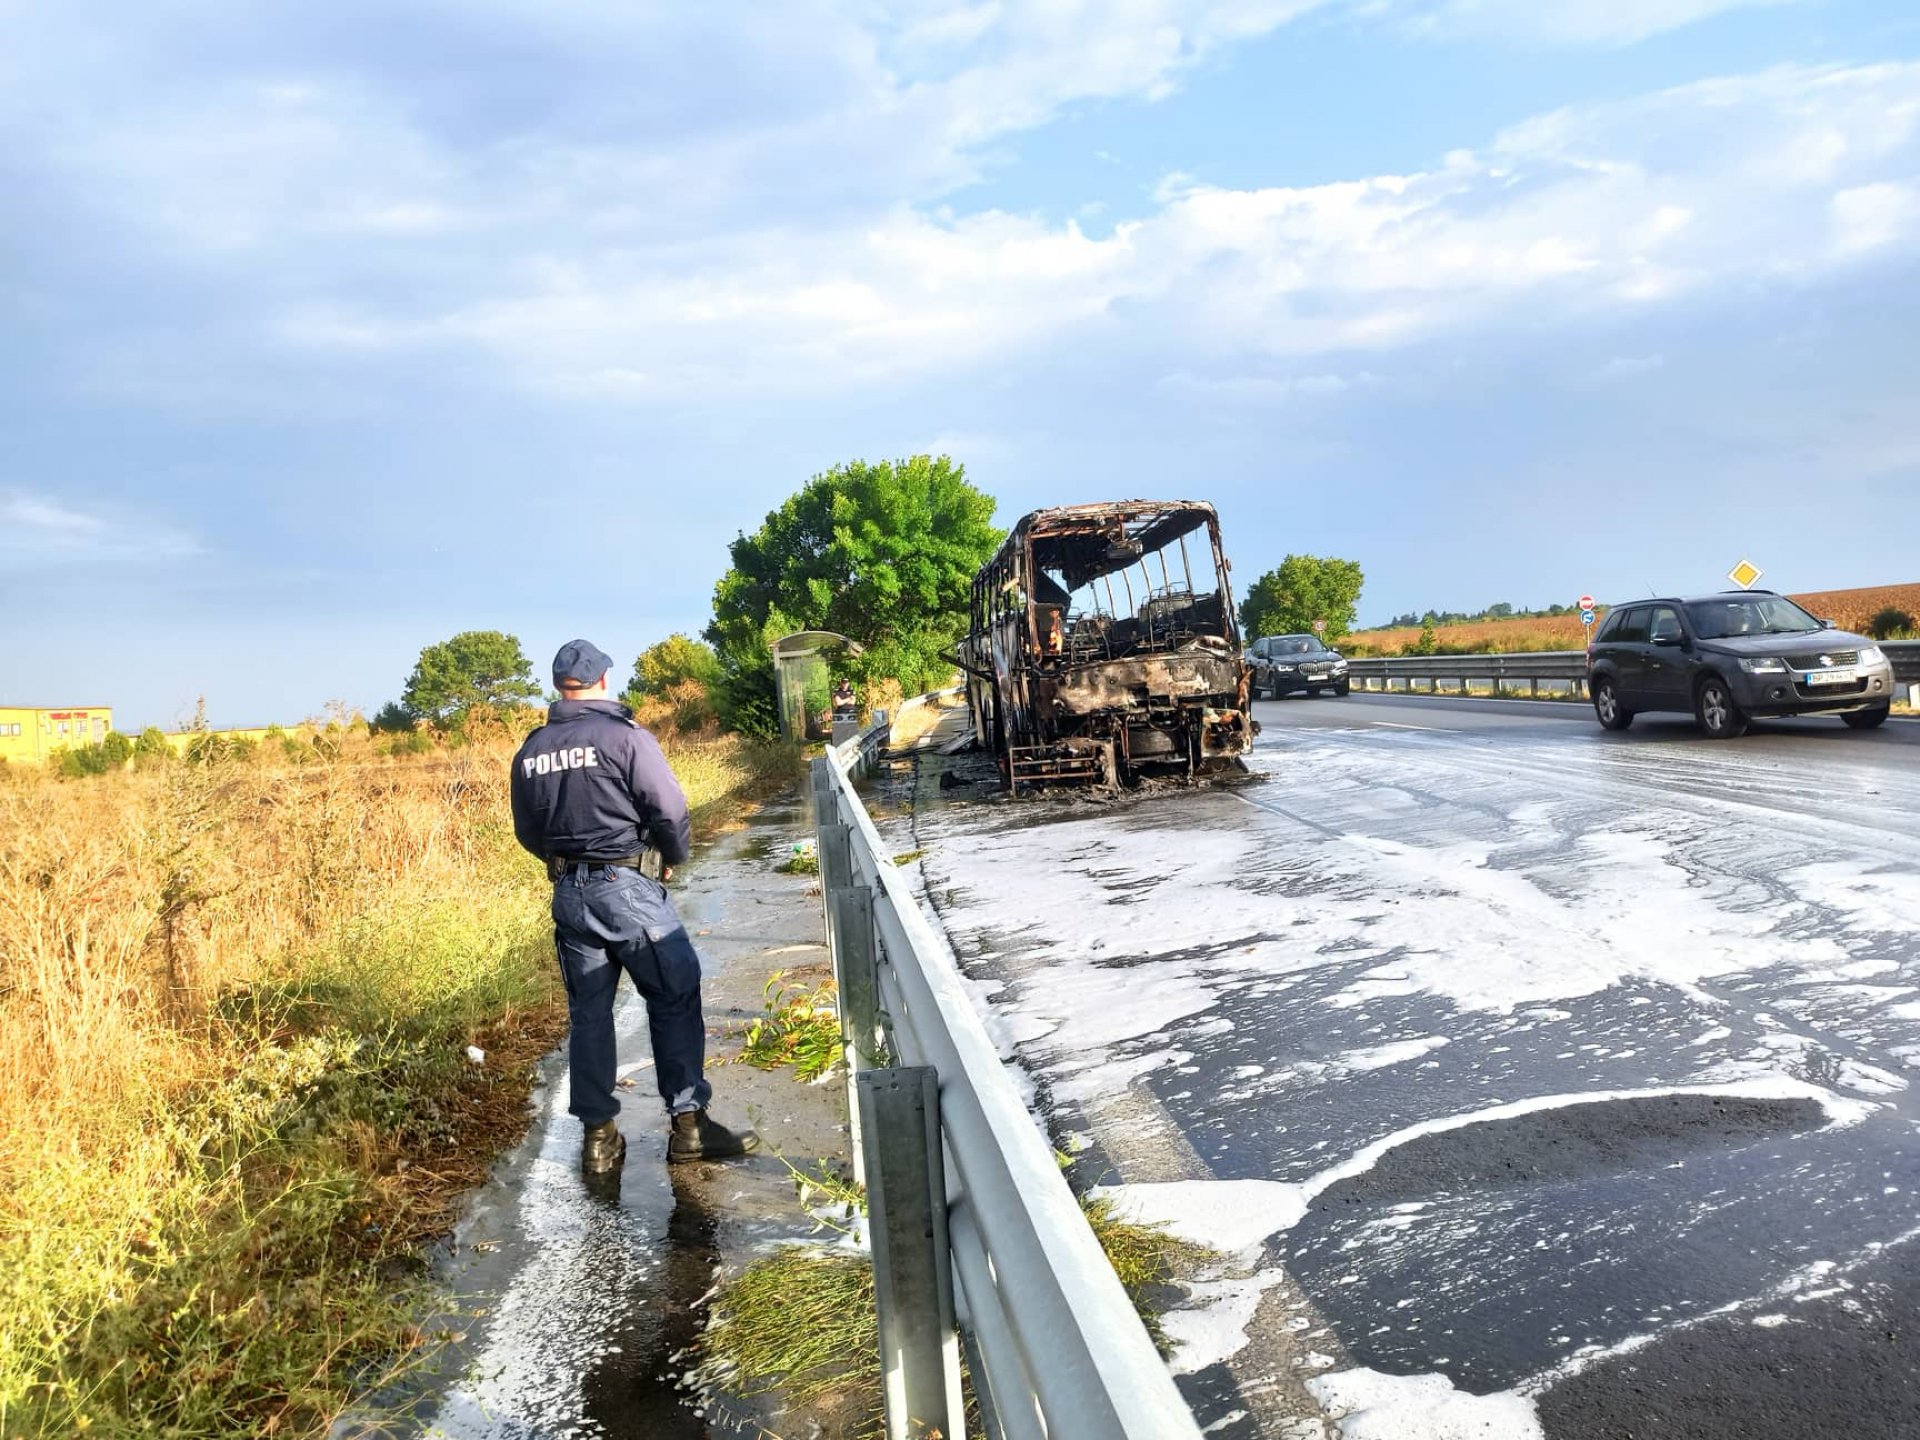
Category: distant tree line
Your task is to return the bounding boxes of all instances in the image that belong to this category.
[1378,601,1584,629]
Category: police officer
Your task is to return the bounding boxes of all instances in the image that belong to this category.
[510,639,755,1172]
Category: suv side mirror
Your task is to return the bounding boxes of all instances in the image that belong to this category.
[1652,633,1686,648]
[1818,618,1836,630]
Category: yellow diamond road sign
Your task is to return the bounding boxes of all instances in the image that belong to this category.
[1728,559,1763,590]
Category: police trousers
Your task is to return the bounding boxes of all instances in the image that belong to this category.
[550,865,712,1126]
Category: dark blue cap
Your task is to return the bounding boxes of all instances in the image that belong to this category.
[552,639,612,689]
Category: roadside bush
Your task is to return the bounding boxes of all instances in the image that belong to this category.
[631,678,720,737]
[134,727,174,770]
[54,731,135,777]
[1867,607,1916,640]
[624,634,723,706]
[376,728,436,758]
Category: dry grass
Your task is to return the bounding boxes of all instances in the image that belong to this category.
[1789,582,1920,635]
[1342,614,1589,655]
[0,723,800,1440]
[887,687,964,751]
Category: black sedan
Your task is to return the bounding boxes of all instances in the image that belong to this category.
[1246,634,1350,698]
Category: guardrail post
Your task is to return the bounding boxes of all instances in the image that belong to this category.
[811,754,836,825]
[814,758,864,1172]
[832,882,881,1186]
[858,1067,967,1440]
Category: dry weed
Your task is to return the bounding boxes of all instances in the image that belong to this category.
[0,724,796,1438]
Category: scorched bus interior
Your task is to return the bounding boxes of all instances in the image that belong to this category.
[963,501,1253,789]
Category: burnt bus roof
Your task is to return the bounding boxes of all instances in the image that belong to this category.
[989,500,1222,592]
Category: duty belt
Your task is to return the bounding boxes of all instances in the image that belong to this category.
[547,851,658,881]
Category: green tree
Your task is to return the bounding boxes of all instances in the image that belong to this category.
[368,701,416,734]
[1238,555,1366,642]
[706,456,1002,735]
[399,631,541,727]
[622,634,723,706]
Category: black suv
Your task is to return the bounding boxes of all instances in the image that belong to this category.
[1246,634,1350,698]
[1587,591,1896,738]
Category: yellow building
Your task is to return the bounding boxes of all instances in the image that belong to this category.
[0,706,115,766]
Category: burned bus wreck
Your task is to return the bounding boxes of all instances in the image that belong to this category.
[960,500,1255,789]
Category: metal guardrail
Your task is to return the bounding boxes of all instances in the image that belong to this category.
[1885,640,1920,686]
[1345,650,1589,695]
[813,736,1205,1440]
[1346,640,1920,697]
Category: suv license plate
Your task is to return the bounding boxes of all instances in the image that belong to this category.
[1804,669,1857,686]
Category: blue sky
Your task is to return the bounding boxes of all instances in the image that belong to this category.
[3,1,1918,728]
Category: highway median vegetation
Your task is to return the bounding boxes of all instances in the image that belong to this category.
[0,718,799,1439]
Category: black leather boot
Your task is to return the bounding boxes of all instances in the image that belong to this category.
[667,1109,758,1164]
[581,1119,626,1173]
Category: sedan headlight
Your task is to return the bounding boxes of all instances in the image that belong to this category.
[1859,645,1885,666]
[1739,657,1787,674]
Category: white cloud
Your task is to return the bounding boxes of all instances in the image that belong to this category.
[1158,369,1378,401]
[1830,181,1920,256]
[263,62,1920,396]
[2,494,105,535]
[1594,354,1667,381]
[9,0,1782,273]
[0,490,200,569]
[922,430,1013,462]
[1385,0,1797,47]
[8,8,1920,413]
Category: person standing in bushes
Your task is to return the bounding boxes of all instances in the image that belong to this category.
[509,639,757,1173]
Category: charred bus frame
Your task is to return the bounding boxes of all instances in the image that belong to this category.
[960,500,1255,789]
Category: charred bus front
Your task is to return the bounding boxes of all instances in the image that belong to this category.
[961,501,1255,789]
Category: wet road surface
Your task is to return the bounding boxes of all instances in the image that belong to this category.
[357,802,851,1440]
[896,695,1920,1438]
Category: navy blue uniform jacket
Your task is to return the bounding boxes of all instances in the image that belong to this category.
[509,700,692,866]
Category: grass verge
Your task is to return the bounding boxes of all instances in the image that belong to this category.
[0,729,799,1440]
[692,1248,883,1436]
[1080,1195,1215,1352]
[690,1172,1206,1437]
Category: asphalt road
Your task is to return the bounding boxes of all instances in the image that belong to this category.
[900,693,1920,1438]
